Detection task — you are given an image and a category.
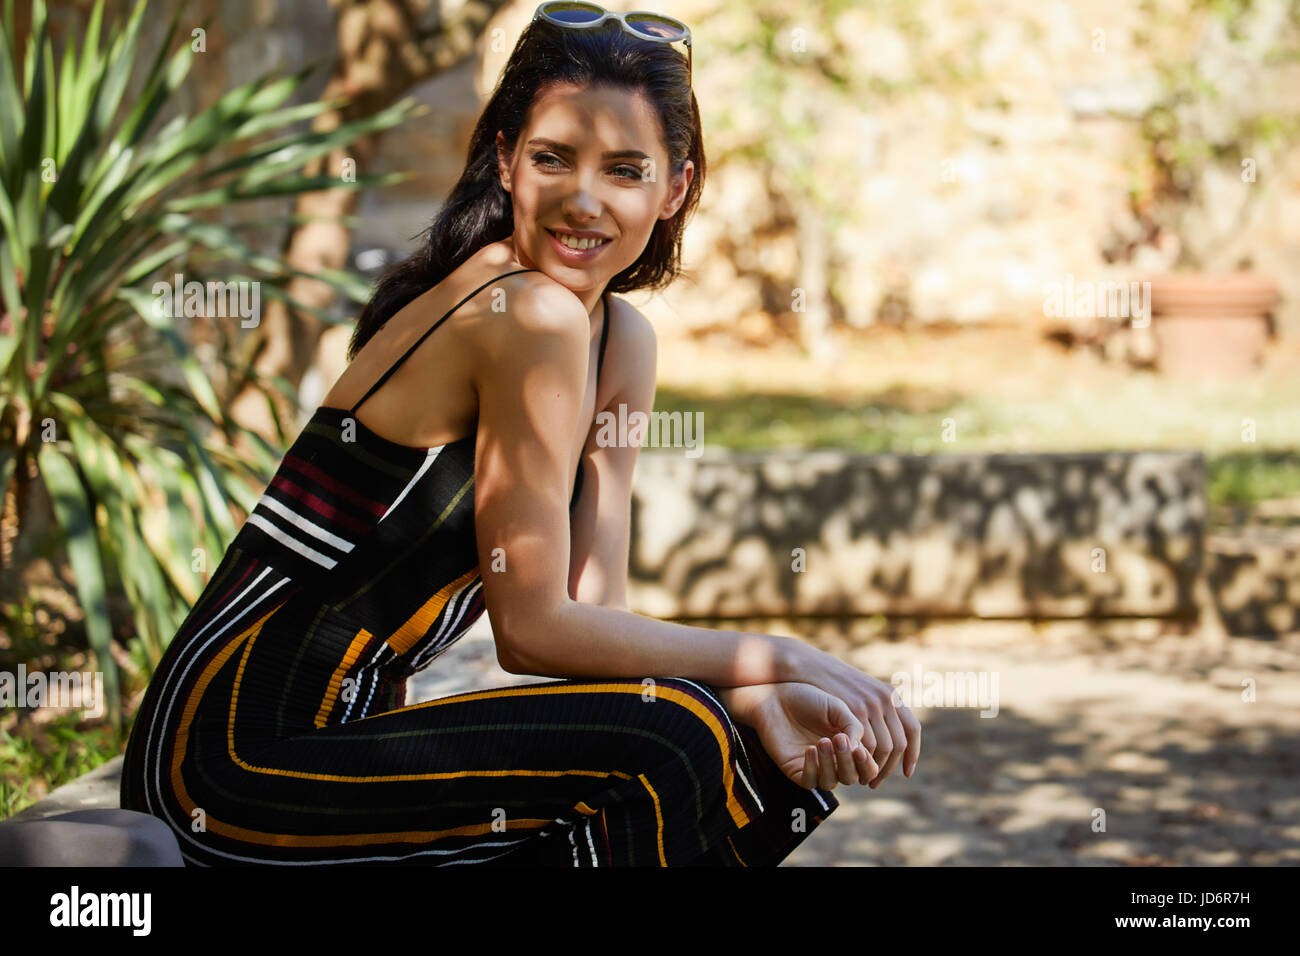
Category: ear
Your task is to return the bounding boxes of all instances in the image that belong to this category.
[659,159,694,221]
[496,130,514,194]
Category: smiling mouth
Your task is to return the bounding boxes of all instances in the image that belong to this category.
[546,228,612,251]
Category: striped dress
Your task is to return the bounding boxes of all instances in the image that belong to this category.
[119,267,839,865]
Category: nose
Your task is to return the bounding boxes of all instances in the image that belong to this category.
[562,177,602,222]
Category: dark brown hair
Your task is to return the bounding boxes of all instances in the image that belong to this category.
[347,16,705,360]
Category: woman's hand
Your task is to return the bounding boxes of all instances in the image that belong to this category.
[747,682,880,791]
[780,643,923,789]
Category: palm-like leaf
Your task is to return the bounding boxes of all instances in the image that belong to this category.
[0,0,424,730]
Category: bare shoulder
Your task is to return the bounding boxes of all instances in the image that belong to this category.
[509,271,589,331]
[470,273,589,390]
[467,269,588,364]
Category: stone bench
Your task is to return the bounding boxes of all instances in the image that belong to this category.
[0,756,183,865]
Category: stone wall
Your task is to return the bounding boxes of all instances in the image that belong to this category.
[627,447,1207,619]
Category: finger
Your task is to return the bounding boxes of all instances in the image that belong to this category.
[801,745,818,790]
[853,706,878,756]
[900,706,922,777]
[852,742,876,785]
[843,707,879,778]
[826,697,868,780]
[817,737,838,790]
[871,711,908,788]
[833,698,867,749]
[831,733,858,785]
[866,713,895,788]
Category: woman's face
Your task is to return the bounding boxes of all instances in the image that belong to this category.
[497,82,694,300]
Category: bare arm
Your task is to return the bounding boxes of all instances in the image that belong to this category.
[470,275,805,688]
[566,298,650,609]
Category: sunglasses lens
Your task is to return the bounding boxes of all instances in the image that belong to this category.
[544,2,604,23]
[625,14,686,40]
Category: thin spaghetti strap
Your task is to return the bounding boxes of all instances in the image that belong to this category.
[348,267,538,416]
[595,292,611,384]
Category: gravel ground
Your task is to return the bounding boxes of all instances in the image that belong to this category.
[411,617,1300,866]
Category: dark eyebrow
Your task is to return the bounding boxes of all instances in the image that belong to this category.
[525,137,649,161]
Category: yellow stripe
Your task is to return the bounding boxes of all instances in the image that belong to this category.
[310,566,477,730]
[727,834,747,866]
[345,681,757,828]
[312,627,375,728]
[385,567,479,657]
[638,773,666,865]
[177,622,756,850]
[174,605,555,848]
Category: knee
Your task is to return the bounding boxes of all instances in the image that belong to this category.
[640,678,732,751]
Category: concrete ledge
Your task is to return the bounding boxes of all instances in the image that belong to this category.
[0,808,183,866]
[629,448,1207,619]
[0,757,183,866]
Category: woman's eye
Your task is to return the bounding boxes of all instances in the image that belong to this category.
[531,152,642,181]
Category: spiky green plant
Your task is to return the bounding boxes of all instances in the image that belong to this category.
[0,0,424,730]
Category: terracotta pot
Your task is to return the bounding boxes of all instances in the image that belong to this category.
[1148,273,1279,379]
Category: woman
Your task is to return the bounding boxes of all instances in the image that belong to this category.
[120,1,920,867]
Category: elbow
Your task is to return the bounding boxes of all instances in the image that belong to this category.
[494,641,522,675]
[492,597,572,677]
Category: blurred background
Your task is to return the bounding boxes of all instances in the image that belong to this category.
[1,0,1297,865]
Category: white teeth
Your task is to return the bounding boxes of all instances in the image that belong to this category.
[550,230,609,251]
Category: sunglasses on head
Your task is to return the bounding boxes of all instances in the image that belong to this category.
[532,2,692,81]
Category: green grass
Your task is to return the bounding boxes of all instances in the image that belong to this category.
[0,595,135,822]
[652,386,1300,509]
[0,713,125,821]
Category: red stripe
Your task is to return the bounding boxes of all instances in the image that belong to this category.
[267,473,373,535]
[281,452,387,516]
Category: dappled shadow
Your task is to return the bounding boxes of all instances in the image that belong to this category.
[630,448,1205,620]
[780,630,1300,866]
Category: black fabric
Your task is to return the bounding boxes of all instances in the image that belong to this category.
[569,292,611,512]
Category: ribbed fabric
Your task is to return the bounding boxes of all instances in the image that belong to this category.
[119,269,839,865]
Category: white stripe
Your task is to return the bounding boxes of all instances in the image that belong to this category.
[182,833,537,866]
[247,514,338,568]
[585,816,598,867]
[342,667,381,724]
[411,582,471,671]
[347,641,396,721]
[566,819,579,867]
[143,567,541,866]
[257,493,354,552]
[145,569,291,847]
[428,577,479,651]
[379,446,442,524]
[411,577,482,671]
[144,566,285,815]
